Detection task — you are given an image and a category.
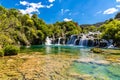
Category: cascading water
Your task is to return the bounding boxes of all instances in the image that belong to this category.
[67,35,77,45]
[45,37,52,45]
[79,34,88,47]
[74,39,77,45]
[57,37,61,45]
[107,40,115,48]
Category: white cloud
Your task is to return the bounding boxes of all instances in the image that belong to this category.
[29,2,45,8]
[94,11,102,16]
[103,8,118,14]
[116,0,120,2]
[63,18,72,22]
[20,1,29,5]
[48,0,55,3]
[19,7,39,15]
[61,9,70,15]
[46,4,53,8]
[96,11,102,14]
[19,1,53,15]
[116,5,120,8]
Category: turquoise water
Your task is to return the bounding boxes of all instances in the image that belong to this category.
[71,62,120,80]
[21,45,90,55]
[21,45,120,80]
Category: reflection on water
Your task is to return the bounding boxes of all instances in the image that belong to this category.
[44,45,84,55]
[45,45,62,54]
[45,46,51,54]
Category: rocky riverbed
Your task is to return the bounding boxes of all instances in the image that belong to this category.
[0,52,79,80]
[0,48,120,80]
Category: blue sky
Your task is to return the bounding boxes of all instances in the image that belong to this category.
[1,0,120,24]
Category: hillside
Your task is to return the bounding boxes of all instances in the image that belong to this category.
[0,6,81,47]
[0,5,120,47]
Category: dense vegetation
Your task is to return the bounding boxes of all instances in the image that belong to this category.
[99,19,120,46]
[0,6,81,47]
[81,13,120,47]
[0,5,120,48]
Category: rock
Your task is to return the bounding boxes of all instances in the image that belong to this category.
[74,58,110,65]
[74,58,94,63]
[90,48,103,53]
[94,60,110,65]
[69,73,94,80]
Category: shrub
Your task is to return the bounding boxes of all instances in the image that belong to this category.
[4,45,20,56]
[0,50,4,57]
[90,48,103,53]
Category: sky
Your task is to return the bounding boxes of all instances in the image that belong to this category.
[1,0,120,24]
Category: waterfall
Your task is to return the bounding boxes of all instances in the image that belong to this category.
[67,35,77,45]
[91,40,94,46]
[45,37,52,45]
[44,31,103,47]
[79,34,88,47]
[107,40,115,48]
[74,39,77,45]
[57,37,61,45]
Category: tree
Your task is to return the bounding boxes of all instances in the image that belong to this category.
[115,12,120,19]
[99,19,120,46]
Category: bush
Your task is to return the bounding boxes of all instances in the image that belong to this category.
[90,48,103,53]
[0,50,4,57]
[4,45,20,56]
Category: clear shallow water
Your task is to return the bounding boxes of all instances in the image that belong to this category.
[21,45,90,55]
[71,62,120,80]
[21,45,120,80]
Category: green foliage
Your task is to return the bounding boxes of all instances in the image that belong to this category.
[82,26,97,33]
[53,21,82,38]
[0,6,7,14]
[37,30,44,40]
[99,19,120,45]
[3,45,20,56]
[0,34,13,46]
[26,19,34,27]
[115,31,120,40]
[0,5,120,47]
[0,5,82,46]
[0,50,4,57]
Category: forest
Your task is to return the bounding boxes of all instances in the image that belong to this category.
[0,5,120,47]
[0,6,81,47]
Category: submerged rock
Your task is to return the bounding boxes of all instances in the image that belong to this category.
[74,58,94,63]
[69,73,94,80]
[90,48,103,53]
[74,58,110,65]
